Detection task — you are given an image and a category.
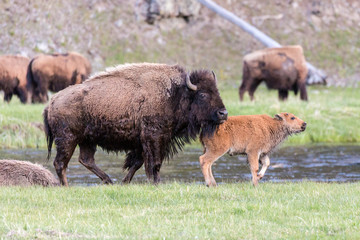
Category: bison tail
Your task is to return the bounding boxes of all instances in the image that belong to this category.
[43,106,53,161]
[26,58,36,102]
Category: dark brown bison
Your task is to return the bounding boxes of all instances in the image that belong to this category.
[200,112,306,187]
[44,63,228,186]
[0,55,31,103]
[27,52,91,103]
[239,45,308,101]
[0,159,59,186]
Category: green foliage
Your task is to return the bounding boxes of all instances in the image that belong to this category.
[0,182,359,239]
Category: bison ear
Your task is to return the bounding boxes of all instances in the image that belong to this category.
[274,114,283,121]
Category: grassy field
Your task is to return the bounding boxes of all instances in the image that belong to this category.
[0,85,359,149]
[0,182,359,239]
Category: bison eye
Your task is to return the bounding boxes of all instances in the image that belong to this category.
[199,93,208,99]
[291,117,295,120]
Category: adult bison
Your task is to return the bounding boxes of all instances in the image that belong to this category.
[0,55,31,103]
[27,52,91,103]
[239,45,308,101]
[44,63,228,186]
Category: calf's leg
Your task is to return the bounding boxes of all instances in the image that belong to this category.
[199,149,225,187]
[247,152,260,187]
[78,143,113,184]
[258,155,270,179]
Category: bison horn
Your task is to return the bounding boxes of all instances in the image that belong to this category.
[212,71,217,84]
[186,74,197,91]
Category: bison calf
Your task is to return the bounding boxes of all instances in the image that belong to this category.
[200,112,306,187]
[239,45,308,101]
[0,160,59,186]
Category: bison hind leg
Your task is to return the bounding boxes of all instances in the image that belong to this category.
[54,137,77,186]
[122,149,143,184]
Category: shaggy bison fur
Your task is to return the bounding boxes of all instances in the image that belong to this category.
[44,63,228,186]
[0,55,31,103]
[27,52,91,103]
[0,159,59,186]
[200,112,306,187]
[239,45,308,101]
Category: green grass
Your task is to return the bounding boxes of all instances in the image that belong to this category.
[0,85,359,149]
[0,182,359,239]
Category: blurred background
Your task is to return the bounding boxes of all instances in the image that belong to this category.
[1,0,359,87]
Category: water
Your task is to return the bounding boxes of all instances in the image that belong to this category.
[1,145,359,185]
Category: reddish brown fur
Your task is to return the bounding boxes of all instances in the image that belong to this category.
[44,63,227,186]
[0,160,59,186]
[239,45,308,101]
[0,55,31,103]
[27,52,91,103]
[200,112,306,187]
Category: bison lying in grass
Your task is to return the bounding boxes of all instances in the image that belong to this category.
[0,160,59,186]
[239,45,308,101]
[44,63,227,186]
[200,112,306,187]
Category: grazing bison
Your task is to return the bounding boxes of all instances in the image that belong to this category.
[27,52,91,103]
[0,55,31,103]
[44,63,228,186]
[239,45,308,101]
[0,160,59,186]
[200,112,306,187]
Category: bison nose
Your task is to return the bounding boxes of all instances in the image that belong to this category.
[301,122,307,130]
[217,109,228,121]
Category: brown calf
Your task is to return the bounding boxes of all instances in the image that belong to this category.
[0,160,59,186]
[200,113,306,187]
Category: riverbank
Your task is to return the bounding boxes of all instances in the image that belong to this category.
[0,85,359,149]
[0,182,359,239]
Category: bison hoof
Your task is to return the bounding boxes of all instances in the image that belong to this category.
[102,179,113,184]
[257,174,264,180]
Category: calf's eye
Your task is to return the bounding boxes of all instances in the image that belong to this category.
[291,117,295,120]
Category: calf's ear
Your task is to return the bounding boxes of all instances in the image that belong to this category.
[274,114,283,121]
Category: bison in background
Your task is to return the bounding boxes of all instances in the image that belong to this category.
[0,159,59,186]
[44,63,228,186]
[27,52,91,103]
[0,55,31,103]
[239,45,308,101]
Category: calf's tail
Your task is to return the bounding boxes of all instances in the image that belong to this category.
[43,106,53,161]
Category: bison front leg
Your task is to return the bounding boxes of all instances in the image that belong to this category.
[258,155,270,180]
[278,89,289,101]
[78,143,113,184]
[141,133,165,184]
[299,82,308,101]
[4,92,13,102]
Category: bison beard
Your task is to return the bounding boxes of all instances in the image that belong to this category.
[44,64,227,186]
